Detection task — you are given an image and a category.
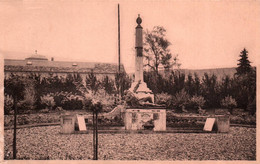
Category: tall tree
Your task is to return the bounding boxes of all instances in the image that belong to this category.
[86,71,100,95]
[236,48,252,75]
[201,73,220,108]
[115,72,131,97]
[102,76,115,95]
[234,48,256,112]
[143,26,180,74]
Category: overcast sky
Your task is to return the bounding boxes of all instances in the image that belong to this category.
[0,0,259,73]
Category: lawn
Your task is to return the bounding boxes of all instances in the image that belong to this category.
[4,126,256,160]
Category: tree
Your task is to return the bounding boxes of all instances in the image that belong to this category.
[234,48,256,111]
[172,71,185,94]
[101,76,115,95]
[219,75,234,99]
[201,73,220,108]
[236,48,252,76]
[115,72,131,97]
[221,96,237,114]
[185,73,195,96]
[143,26,180,74]
[86,70,100,95]
[193,73,201,96]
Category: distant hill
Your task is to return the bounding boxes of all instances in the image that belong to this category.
[178,67,237,81]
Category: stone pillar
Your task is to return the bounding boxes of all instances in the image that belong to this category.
[129,15,154,103]
[135,16,143,82]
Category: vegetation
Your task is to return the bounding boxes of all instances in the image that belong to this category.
[221,96,237,114]
[4,71,131,114]
[143,26,180,74]
[236,48,252,75]
[3,48,256,120]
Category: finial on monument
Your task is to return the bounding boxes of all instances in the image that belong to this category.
[136,14,142,26]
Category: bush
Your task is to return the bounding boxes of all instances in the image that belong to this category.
[155,93,172,105]
[17,84,37,114]
[85,89,116,112]
[53,92,66,108]
[4,94,13,115]
[61,93,84,110]
[40,94,55,110]
[221,96,237,114]
[247,97,256,115]
[188,95,206,111]
[166,89,190,112]
[17,115,30,125]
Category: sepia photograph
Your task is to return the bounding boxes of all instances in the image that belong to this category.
[0,0,258,162]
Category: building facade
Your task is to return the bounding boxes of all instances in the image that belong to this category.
[4,51,125,83]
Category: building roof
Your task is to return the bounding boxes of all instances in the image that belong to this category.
[4,59,125,74]
[25,50,48,61]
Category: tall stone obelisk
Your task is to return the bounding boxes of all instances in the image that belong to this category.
[129,15,154,102]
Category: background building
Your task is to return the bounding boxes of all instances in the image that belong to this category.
[4,51,125,83]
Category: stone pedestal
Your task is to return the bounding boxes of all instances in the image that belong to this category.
[125,108,166,131]
[216,115,230,133]
[60,114,76,134]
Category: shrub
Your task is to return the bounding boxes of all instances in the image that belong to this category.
[4,94,13,115]
[61,93,84,110]
[17,115,30,125]
[53,92,66,107]
[247,97,256,115]
[39,108,50,113]
[221,96,237,114]
[188,95,206,111]
[155,93,172,105]
[166,89,190,112]
[17,84,37,114]
[85,89,116,112]
[40,94,55,110]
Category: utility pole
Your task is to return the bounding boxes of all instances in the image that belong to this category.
[95,111,98,160]
[92,110,96,160]
[117,4,122,99]
[118,4,121,73]
[13,95,17,159]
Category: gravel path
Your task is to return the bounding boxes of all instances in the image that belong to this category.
[4,126,256,160]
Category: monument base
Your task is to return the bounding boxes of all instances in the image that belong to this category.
[125,108,166,131]
[129,81,154,103]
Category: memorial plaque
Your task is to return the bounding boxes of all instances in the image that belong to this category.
[77,115,87,131]
[203,118,216,131]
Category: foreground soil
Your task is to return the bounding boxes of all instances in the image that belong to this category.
[4,126,256,160]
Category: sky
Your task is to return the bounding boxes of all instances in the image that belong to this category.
[0,0,259,73]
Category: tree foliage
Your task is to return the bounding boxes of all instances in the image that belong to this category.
[236,48,252,76]
[143,26,180,74]
[115,72,131,97]
[85,71,100,94]
[101,76,115,95]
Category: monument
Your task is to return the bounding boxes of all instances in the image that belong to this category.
[128,14,154,103]
[125,15,166,131]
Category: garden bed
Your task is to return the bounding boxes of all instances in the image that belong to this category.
[4,108,255,129]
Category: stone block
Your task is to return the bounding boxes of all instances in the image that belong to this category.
[60,114,76,134]
[216,115,230,133]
